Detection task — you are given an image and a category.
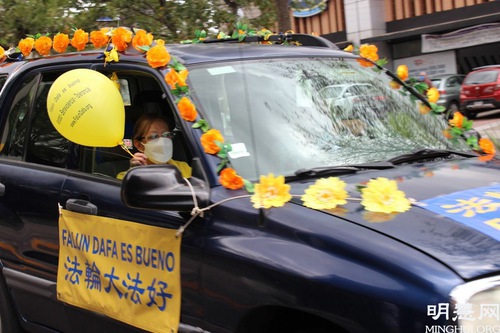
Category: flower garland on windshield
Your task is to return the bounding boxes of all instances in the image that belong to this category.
[0,23,495,218]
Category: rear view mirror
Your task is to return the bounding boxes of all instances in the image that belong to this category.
[121,164,209,212]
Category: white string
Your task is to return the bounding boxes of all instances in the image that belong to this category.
[176,177,252,237]
[175,180,418,237]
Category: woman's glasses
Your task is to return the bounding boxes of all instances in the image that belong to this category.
[140,131,176,142]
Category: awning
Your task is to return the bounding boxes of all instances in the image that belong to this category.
[362,12,500,44]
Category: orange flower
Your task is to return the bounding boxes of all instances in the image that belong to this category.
[0,45,4,60]
[90,29,109,48]
[132,29,153,51]
[443,129,452,139]
[396,64,408,81]
[18,37,35,57]
[479,154,494,162]
[146,40,171,68]
[70,29,88,51]
[165,68,189,89]
[479,138,496,155]
[53,33,69,53]
[389,80,401,90]
[200,129,224,154]
[359,44,379,62]
[111,27,132,52]
[357,58,374,68]
[449,112,464,128]
[34,36,52,56]
[177,96,198,122]
[219,168,244,190]
[426,87,439,103]
[419,102,431,114]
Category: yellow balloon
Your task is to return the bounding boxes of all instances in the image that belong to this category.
[46,69,125,147]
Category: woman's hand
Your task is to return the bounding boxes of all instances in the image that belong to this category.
[130,152,148,167]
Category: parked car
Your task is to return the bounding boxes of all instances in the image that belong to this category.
[0,29,499,333]
[429,74,465,116]
[460,65,500,119]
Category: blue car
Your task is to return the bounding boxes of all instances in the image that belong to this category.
[0,30,499,333]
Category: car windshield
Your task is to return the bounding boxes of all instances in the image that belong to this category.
[464,71,498,84]
[430,78,442,87]
[188,57,471,181]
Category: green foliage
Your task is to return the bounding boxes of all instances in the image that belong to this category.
[0,0,283,47]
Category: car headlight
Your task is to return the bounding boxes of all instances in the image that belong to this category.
[449,276,500,331]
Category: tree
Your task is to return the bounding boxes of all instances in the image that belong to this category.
[0,0,291,47]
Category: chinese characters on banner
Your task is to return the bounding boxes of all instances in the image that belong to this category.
[418,185,500,241]
[57,209,181,333]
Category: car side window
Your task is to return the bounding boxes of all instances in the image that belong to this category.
[25,76,70,168]
[0,72,70,168]
[0,74,38,158]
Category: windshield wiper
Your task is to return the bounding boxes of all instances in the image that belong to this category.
[387,149,477,165]
[292,161,395,179]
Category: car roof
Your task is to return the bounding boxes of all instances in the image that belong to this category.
[0,41,357,73]
[471,65,500,71]
[429,74,464,79]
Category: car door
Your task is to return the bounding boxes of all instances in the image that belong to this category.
[0,65,205,332]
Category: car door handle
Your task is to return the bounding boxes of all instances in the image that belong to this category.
[0,182,4,196]
[65,199,98,215]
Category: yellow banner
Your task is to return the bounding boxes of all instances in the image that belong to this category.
[57,209,181,333]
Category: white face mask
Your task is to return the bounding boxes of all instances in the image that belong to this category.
[143,137,173,164]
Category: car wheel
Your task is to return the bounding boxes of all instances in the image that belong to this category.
[0,274,21,333]
[448,101,459,114]
[464,109,477,119]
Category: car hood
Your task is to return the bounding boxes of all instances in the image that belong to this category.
[290,158,500,280]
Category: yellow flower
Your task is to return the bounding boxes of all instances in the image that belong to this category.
[301,177,348,210]
[0,45,4,60]
[426,87,439,103]
[251,173,292,209]
[343,45,353,52]
[104,46,119,63]
[396,64,408,81]
[361,177,411,213]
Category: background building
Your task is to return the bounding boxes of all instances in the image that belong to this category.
[290,0,500,75]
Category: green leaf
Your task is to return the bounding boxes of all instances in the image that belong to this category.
[171,59,187,71]
[137,45,151,52]
[192,119,210,131]
[431,104,446,114]
[216,160,228,173]
[244,179,255,193]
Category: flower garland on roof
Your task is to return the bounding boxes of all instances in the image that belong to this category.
[0,23,496,218]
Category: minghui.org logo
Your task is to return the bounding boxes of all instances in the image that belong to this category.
[426,303,500,333]
[425,326,500,333]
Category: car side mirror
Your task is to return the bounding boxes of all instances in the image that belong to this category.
[121,160,209,212]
